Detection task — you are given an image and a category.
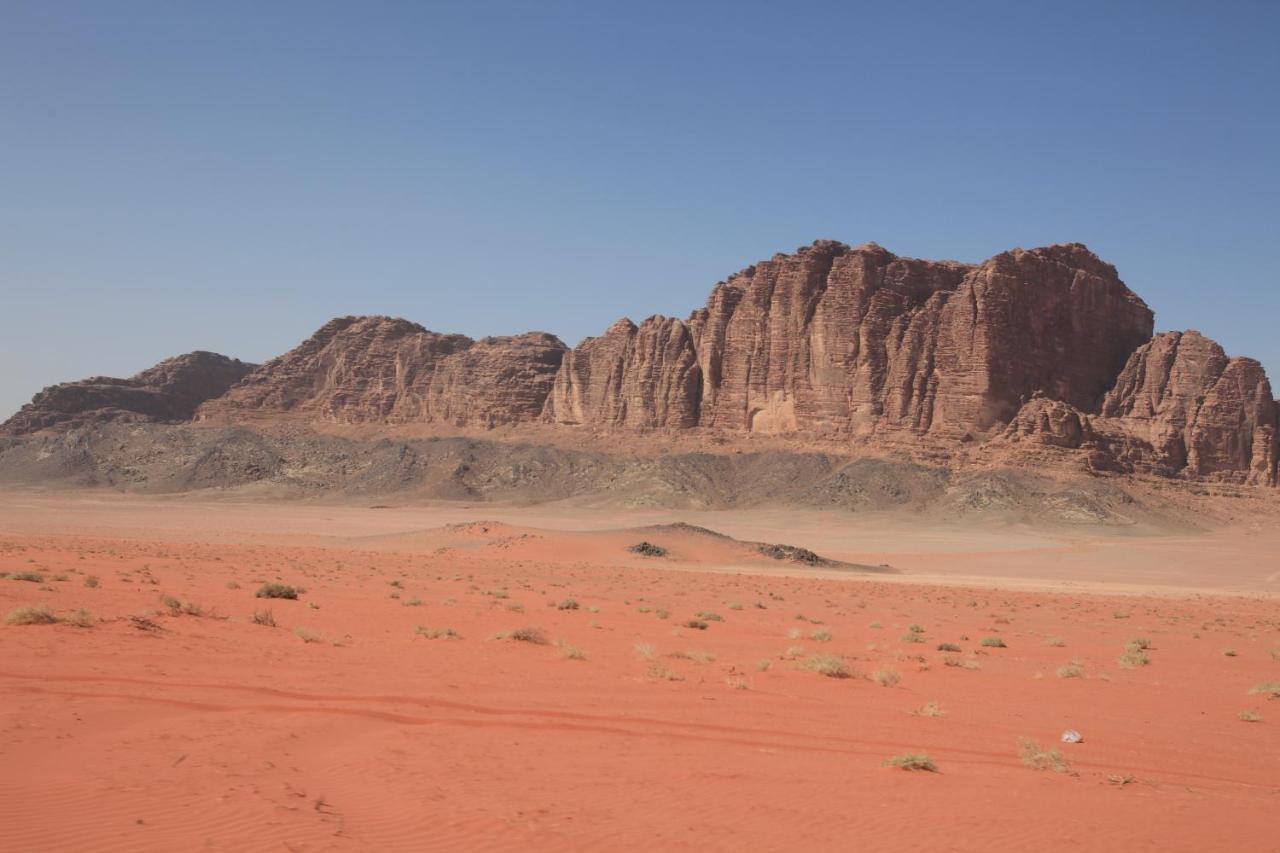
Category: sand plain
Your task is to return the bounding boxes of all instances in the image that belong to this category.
[0,490,1277,851]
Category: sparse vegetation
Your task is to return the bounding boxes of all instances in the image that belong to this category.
[1238,709,1263,722]
[1045,636,1066,647]
[1119,644,1150,668]
[810,628,833,642]
[1057,658,1084,679]
[872,666,901,687]
[801,653,852,679]
[683,619,709,630]
[556,598,580,610]
[943,655,980,670]
[505,626,548,645]
[980,636,1006,648]
[914,700,944,717]
[251,609,277,627]
[1018,737,1070,772]
[556,640,589,660]
[936,642,961,652]
[5,604,58,625]
[415,625,459,639]
[9,571,44,583]
[695,611,723,622]
[1248,682,1280,698]
[633,641,657,660]
[647,662,683,681]
[256,583,300,600]
[883,753,937,772]
[83,575,100,588]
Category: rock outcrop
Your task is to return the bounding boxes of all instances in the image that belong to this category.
[5,240,1276,488]
[1,352,255,435]
[1095,331,1278,485]
[197,316,566,427]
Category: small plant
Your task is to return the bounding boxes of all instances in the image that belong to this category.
[695,611,723,622]
[869,621,883,629]
[980,636,1006,648]
[556,640,589,660]
[557,599,580,611]
[936,642,961,652]
[1128,637,1152,650]
[403,597,424,607]
[943,655,980,670]
[1017,737,1070,772]
[64,609,94,628]
[8,571,44,583]
[872,666,901,687]
[755,659,772,672]
[883,753,937,772]
[415,625,459,639]
[5,604,58,625]
[801,653,852,679]
[507,626,548,645]
[810,628,833,642]
[907,624,925,634]
[225,580,240,590]
[1222,648,1237,657]
[647,662,683,681]
[914,700,944,717]
[683,619,709,631]
[160,595,182,614]
[251,609,277,627]
[293,626,323,643]
[1248,682,1280,698]
[1045,636,1066,647]
[634,641,657,660]
[728,602,744,611]
[901,632,925,644]
[1057,660,1084,679]
[1119,645,1150,668]
[1238,709,1263,722]
[256,583,299,600]
[83,575,100,589]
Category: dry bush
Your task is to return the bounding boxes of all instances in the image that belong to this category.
[1017,737,1070,772]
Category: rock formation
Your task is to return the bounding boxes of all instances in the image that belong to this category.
[5,240,1276,488]
[1,351,254,434]
[196,316,566,427]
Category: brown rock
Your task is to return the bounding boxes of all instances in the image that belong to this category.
[1098,331,1278,484]
[543,316,701,429]
[999,397,1092,449]
[2,351,255,435]
[198,316,566,427]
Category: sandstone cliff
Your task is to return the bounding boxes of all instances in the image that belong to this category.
[197,316,566,427]
[1,351,254,434]
[6,240,1276,489]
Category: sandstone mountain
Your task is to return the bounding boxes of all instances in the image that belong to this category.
[2,351,254,434]
[4,240,1276,489]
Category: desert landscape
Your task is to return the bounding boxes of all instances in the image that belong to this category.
[5,5,1279,850]
[1,490,1277,851]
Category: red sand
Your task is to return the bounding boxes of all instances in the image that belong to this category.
[0,493,1277,851]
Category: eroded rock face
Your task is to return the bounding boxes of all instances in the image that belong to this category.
[197,316,566,427]
[2,352,255,435]
[542,316,701,429]
[1097,331,1277,484]
[998,397,1092,449]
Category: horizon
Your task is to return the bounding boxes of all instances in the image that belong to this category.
[3,2,1278,416]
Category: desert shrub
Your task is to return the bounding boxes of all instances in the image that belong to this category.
[507,626,548,645]
[293,626,323,643]
[1057,660,1084,679]
[756,659,772,672]
[810,628,833,642]
[555,640,589,660]
[5,604,58,625]
[872,666,901,687]
[901,632,925,644]
[883,753,937,771]
[256,583,299,600]
[633,641,657,660]
[1238,709,1263,722]
[683,619,709,630]
[9,571,44,583]
[647,662,683,681]
[801,653,852,679]
[936,642,961,652]
[415,625,459,639]
[83,575,100,589]
[980,636,1007,648]
[1129,637,1153,650]
[943,655,980,670]
[64,609,94,628]
[695,611,723,622]
[556,599,580,611]
[907,624,925,634]
[251,609,277,627]
[1248,681,1280,698]
[1017,737,1069,772]
[1045,636,1066,647]
[403,597,423,607]
[914,700,944,717]
[1119,645,1150,668]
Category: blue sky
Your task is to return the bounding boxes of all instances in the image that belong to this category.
[2,1,1277,417]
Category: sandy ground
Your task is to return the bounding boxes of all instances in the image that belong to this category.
[0,491,1277,851]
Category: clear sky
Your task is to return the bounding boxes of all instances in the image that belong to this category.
[2,1,1278,418]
